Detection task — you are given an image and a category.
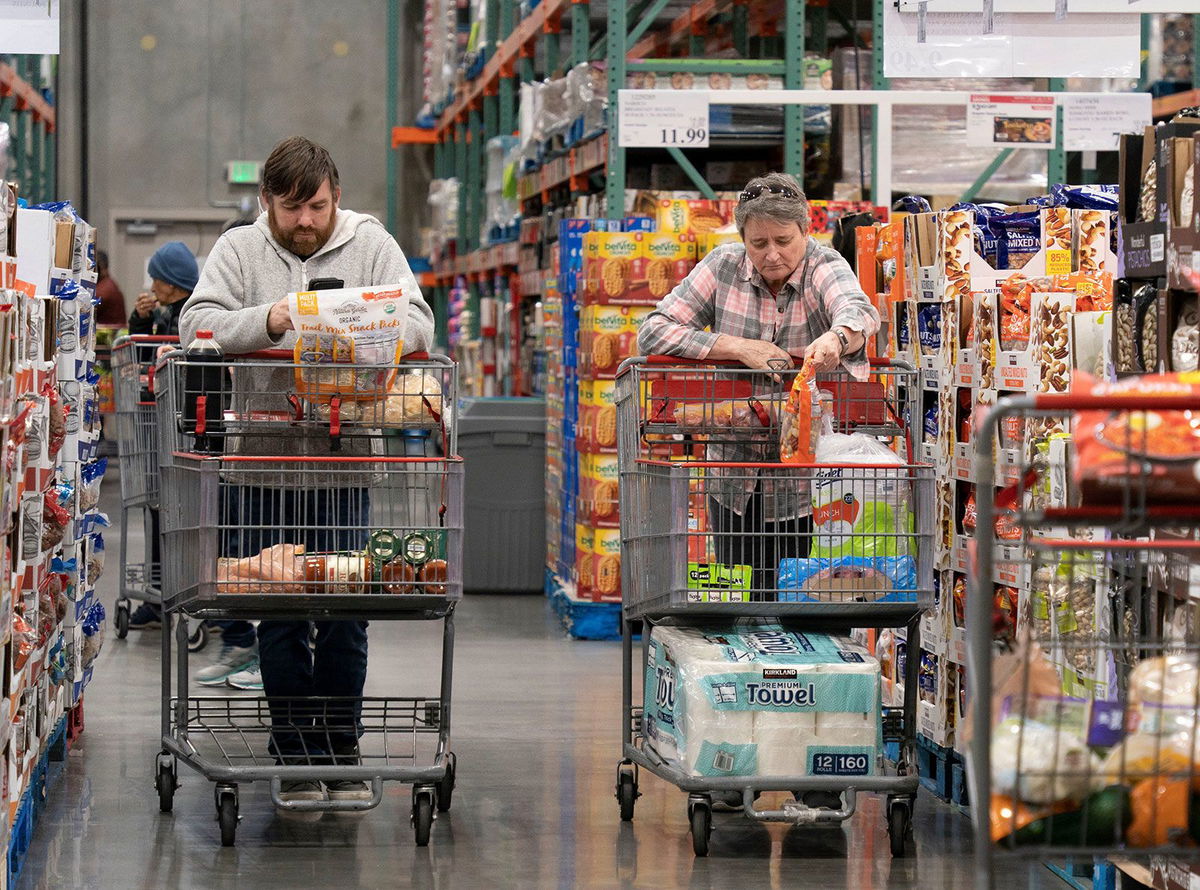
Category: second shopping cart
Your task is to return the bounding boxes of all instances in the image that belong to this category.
[612,356,932,857]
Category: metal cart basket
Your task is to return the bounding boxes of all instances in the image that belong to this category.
[110,335,207,650]
[613,356,931,857]
[154,348,462,847]
[969,387,1200,889]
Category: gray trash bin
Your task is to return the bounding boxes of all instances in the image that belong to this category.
[457,397,546,592]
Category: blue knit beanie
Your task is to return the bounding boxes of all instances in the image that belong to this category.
[147,241,199,293]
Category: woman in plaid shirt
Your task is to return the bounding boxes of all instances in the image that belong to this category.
[637,172,881,594]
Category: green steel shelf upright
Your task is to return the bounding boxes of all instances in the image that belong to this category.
[604,1,807,219]
[0,55,57,204]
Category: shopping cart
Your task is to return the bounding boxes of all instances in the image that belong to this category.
[110,335,207,651]
[153,348,462,847]
[613,356,932,856]
[969,387,1200,889]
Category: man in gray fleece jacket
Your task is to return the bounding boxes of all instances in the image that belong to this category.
[180,137,435,805]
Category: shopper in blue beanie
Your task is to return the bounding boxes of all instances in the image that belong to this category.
[129,241,199,336]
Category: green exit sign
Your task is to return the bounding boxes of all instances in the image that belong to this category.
[226,161,262,185]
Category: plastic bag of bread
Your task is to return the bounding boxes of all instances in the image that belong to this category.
[993,717,1099,805]
[355,371,444,427]
[673,398,773,433]
[216,543,307,594]
[313,371,443,428]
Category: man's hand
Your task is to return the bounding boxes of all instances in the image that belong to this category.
[267,297,294,337]
[804,330,845,374]
[134,292,156,319]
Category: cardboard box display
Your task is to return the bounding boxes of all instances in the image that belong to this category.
[574,523,594,597]
[579,452,619,528]
[576,379,619,454]
[591,527,622,603]
[654,200,733,236]
[625,72,783,91]
[1161,289,1199,373]
[1167,133,1200,292]
[916,648,955,748]
[1117,123,1200,278]
[697,231,742,259]
[905,209,973,303]
[582,231,696,304]
[14,209,55,296]
[579,304,653,379]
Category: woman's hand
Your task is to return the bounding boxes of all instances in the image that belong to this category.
[804,331,846,373]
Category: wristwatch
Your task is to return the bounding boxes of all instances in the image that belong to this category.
[832,327,851,354]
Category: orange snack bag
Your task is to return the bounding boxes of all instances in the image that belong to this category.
[780,364,818,463]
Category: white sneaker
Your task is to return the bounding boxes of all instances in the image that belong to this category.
[226,661,263,691]
[196,643,258,686]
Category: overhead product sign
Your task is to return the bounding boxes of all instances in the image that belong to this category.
[967,94,1056,150]
[897,0,1195,11]
[882,2,1138,78]
[0,0,59,54]
[1061,93,1152,152]
[617,90,710,149]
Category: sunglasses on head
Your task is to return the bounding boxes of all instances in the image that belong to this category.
[738,184,801,202]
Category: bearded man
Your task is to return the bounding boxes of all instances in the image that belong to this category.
[180,136,434,805]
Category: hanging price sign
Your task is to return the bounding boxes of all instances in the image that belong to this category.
[617,90,710,149]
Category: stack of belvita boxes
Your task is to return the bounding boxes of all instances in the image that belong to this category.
[1,185,106,840]
[859,196,1118,753]
[545,200,741,606]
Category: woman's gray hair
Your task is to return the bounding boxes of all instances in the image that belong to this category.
[734,172,810,235]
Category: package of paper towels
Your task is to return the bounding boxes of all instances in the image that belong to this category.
[643,624,882,779]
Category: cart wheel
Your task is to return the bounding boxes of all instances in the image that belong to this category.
[888,802,911,858]
[217,791,238,847]
[114,600,130,640]
[689,802,711,857]
[155,757,177,813]
[187,621,208,653]
[413,792,434,847]
[435,752,456,813]
[617,771,637,822]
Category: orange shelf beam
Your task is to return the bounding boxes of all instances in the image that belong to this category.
[392,127,438,147]
[0,62,55,131]
[436,0,568,135]
[1153,89,1200,120]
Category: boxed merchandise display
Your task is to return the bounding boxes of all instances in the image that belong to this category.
[644,625,882,779]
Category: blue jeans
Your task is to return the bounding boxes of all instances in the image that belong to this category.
[220,485,370,761]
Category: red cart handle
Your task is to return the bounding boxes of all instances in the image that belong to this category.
[226,349,432,362]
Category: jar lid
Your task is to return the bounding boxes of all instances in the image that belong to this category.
[401,531,433,566]
[366,529,401,562]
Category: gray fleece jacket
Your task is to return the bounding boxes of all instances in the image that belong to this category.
[180,208,433,353]
[178,208,435,461]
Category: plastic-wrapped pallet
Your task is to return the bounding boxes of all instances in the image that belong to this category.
[644,624,882,779]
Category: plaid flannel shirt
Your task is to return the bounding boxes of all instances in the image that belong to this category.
[637,239,881,520]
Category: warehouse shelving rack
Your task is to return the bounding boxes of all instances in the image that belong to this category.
[403,0,815,352]
[0,56,56,205]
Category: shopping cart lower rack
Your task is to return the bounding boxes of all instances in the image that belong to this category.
[612,357,930,857]
[154,349,462,847]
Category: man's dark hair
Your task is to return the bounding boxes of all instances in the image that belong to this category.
[260,136,340,202]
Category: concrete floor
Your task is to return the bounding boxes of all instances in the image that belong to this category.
[12,480,1062,889]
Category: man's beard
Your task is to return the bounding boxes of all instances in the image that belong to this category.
[268,206,336,257]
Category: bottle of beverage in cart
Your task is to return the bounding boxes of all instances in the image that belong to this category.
[184,330,224,453]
